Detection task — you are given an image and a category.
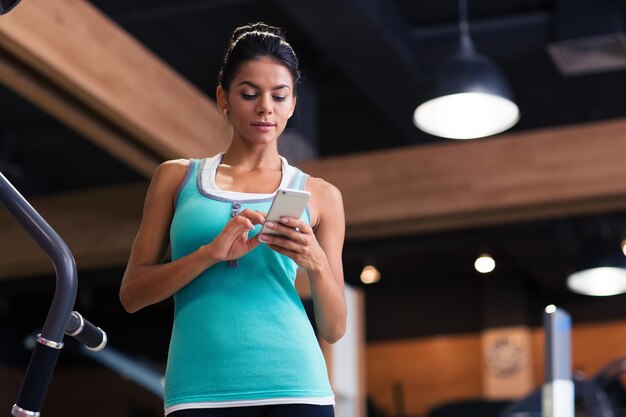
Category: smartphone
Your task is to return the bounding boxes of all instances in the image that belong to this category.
[259,188,311,236]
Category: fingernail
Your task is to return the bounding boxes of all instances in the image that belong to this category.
[280,217,289,224]
[266,222,275,229]
[258,234,269,242]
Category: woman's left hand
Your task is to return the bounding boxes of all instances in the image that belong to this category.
[260,180,346,344]
[258,217,325,272]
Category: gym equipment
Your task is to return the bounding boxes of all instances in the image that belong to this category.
[0,172,107,417]
[22,333,165,399]
[500,306,626,417]
[543,306,574,417]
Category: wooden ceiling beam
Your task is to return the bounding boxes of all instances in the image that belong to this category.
[302,118,626,239]
[5,118,626,279]
[0,49,160,177]
[0,0,229,173]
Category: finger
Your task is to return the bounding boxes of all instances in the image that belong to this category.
[259,233,302,251]
[244,233,263,252]
[239,208,266,225]
[266,243,297,259]
[237,215,255,230]
[279,217,313,234]
[224,215,254,237]
[263,221,306,242]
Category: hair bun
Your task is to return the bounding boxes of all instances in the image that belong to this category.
[231,22,285,44]
[218,22,299,91]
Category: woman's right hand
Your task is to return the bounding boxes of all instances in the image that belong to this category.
[205,209,266,261]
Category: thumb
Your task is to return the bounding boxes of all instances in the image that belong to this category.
[244,234,263,252]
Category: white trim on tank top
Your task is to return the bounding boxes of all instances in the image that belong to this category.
[200,152,296,201]
[164,395,335,415]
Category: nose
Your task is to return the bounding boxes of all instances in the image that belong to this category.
[256,94,273,115]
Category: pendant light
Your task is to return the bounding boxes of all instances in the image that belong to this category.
[566,239,626,297]
[413,0,520,139]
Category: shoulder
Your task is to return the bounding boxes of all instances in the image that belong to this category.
[152,159,190,185]
[305,176,344,230]
[307,176,343,204]
[148,159,192,202]
[155,158,190,176]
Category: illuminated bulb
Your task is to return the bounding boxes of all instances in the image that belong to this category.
[360,265,380,284]
[414,92,519,139]
[566,267,626,296]
[621,239,626,256]
[545,304,557,314]
[474,254,495,274]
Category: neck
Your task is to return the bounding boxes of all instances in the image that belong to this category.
[221,140,281,171]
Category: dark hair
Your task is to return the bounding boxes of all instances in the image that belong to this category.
[218,23,300,93]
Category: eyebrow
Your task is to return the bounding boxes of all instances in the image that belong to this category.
[236,81,291,91]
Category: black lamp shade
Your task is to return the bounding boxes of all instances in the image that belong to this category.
[428,50,515,102]
[575,241,626,270]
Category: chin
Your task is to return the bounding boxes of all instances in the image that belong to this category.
[244,131,281,144]
[243,135,279,145]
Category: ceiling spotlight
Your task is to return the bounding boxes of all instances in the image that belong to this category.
[413,0,519,139]
[360,265,381,284]
[566,240,626,296]
[474,253,495,274]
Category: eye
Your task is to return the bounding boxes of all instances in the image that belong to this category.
[273,96,287,102]
[241,93,256,100]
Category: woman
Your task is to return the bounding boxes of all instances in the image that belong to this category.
[119,22,346,417]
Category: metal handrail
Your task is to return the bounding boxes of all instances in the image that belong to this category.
[0,172,106,417]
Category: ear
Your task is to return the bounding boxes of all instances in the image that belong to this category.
[216,85,229,112]
[289,95,297,118]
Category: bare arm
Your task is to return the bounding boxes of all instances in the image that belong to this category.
[120,160,264,313]
[307,181,346,343]
[260,179,346,343]
[119,160,214,313]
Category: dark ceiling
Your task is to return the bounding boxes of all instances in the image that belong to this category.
[3,0,626,342]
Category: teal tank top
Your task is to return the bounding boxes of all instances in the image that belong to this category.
[164,156,333,413]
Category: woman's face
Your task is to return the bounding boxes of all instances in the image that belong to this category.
[219,57,296,146]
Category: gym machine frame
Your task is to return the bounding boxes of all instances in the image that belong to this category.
[0,172,107,417]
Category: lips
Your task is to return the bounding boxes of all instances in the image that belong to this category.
[251,121,276,132]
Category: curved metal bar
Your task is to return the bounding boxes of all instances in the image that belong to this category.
[0,172,77,341]
[0,172,78,415]
[65,311,108,351]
